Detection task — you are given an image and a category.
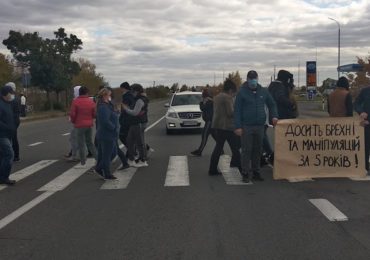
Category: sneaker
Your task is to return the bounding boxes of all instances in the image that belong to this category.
[128,160,137,167]
[190,150,202,157]
[252,173,264,181]
[74,163,88,169]
[0,179,16,185]
[134,161,148,168]
[147,147,155,158]
[66,157,79,162]
[104,175,117,180]
[242,175,250,183]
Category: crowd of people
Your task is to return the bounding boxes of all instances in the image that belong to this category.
[191,70,370,183]
[65,83,151,180]
[1,71,370,185]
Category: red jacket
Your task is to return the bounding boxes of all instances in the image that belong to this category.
[70,96,96,128]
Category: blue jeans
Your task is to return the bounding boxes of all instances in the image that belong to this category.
[0,138,14,181]
[96,139,117,177]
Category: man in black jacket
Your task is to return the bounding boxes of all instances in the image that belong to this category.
[5,82,21,162]
[119,82,134,147]
[268,70,297,119]
[354,86,370,173]
[0,85,17,185]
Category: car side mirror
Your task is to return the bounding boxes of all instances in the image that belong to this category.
[164,103,170,108]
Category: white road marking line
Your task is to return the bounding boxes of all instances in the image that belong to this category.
[145,116,165,132]
[0,191,55,230]
[100,166,137,190]
[309,199,348,222]
[62,133,70,136]
[38,159,95,192]
[219,155,252,185]
[28,142,44,147]
[164,156,189,186]
[288,177,315,183]
[0,160,58,191]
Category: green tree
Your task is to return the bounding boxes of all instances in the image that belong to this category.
[3,28,82,107]
[348,56,370,90]
[226,71,242,88]
[0,53,13,87]
[170,83,178,93]
[72,58,106,95]
[180,84,188,92]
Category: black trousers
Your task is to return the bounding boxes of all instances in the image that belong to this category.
[196,120,215,153]
[11,129,19,159]
[365,126,370,171]
[209,129,241,173]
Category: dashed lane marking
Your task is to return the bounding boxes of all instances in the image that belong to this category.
[164,156,189,187]
[309,198,348,222]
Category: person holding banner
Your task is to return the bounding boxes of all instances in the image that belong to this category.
[354,86,370,173]
[234,70,278,183]
[328,77,353,117]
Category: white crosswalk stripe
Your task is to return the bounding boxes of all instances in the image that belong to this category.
[100,166,137,190]
[0,160,58,191]
[164,156,189,186]
[218,155,252,185]
[38,159,95,192]
[309,198,348,222]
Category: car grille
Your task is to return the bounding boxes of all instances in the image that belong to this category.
[178,112,202,119]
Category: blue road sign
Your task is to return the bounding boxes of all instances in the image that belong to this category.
[337,64,363,73]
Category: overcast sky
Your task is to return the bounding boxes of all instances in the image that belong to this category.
[1,0,369,87]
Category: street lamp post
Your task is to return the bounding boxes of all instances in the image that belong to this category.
[329,17,340,79]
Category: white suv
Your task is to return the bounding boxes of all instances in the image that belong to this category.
[165,91,205,134]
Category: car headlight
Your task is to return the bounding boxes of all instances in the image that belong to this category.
[167,112,178,118]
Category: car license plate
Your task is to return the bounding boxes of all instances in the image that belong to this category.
[183,120,197,126]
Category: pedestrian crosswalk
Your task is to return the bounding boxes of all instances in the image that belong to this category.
[2,155,369,192]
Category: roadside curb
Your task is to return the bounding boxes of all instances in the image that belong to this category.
[20,112,67,123]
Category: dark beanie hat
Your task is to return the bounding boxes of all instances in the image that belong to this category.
[131,83,144,94]
[120,82,131,90]
[1,85,15,96]
[337,77,349,89]
[277,70,293,82]
[247,70,258,79]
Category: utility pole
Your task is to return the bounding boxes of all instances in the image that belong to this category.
[329,17,341,79]
[273,65,276,80]
[298,61,300,89]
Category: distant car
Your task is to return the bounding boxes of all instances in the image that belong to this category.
[165,91,204,134]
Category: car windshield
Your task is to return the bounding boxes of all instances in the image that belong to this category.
[171,94,202,106]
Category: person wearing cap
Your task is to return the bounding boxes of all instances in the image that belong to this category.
[0,85,17,185]
[5,82,21,162]
[328,76,353,117]
[122,84,149,168]
[119,82,135,148]
[354,85,370,174]
[234,70,278,183]
[268,70,297,120]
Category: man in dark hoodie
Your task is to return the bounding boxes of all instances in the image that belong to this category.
[354,85,370,173]
[234,70,278,183]
[268,70,297,119]
[0,85,17,185]
[5,82,21,162]
[119,82,134,148]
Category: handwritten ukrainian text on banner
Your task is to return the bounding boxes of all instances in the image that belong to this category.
[274,117,366,180]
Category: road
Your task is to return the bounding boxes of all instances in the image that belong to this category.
[0,100,370,259]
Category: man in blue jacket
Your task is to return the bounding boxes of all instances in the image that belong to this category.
[234,70,278,183]
[0,85,17,185]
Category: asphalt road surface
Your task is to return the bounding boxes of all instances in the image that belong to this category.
[1,99,370,260]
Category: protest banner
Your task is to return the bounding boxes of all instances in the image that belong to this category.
[274,117,367,180]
